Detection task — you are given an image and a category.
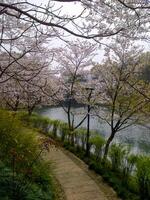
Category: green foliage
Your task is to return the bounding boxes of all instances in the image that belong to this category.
[136,156,150,200]
[59,122,69,142]
[0,161,54,200]
[75,128,87,150]
[90,135,105,160]
[88,159,139,200]
[121,154,138,185]
[109,143,138,186]
[0,110,55,200]
[17,112,52,132]
[109,143,129,172]
[0,110,39,169]
[18,111,63,138]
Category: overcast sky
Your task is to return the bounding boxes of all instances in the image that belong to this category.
[28,0,83,15]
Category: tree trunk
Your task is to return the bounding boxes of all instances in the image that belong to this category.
[13,96,20,111]
[67,111,71,129]
[86,104,90,157]
[53,124,57,138]
[103,131,115,161]
[28,104,35,116]
[28,107,34,115]
[61,129,65,142]
[70,131,75,146]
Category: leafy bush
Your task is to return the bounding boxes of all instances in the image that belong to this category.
[0,110,40,169]
[0,110,55,200]
[18,112,52,132]
[121,154,138,186]
[75,128,87,150]
[0,161,54,200]
[89,160,140,200]
[109,143,129,172]
[90,135,105,160]
[136,156,150,200]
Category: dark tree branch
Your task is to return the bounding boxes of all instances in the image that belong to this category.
[0,2,124,39]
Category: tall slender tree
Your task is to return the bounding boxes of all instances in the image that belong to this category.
[92,38,150,160]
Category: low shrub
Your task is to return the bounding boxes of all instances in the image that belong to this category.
[90,135,105,161]
[109,143,128,172]
[0,110,56,200]
[136,155,150,200]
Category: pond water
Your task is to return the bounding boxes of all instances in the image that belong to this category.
[38,106,150,154]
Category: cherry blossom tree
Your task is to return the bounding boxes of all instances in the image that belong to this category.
[0,1,55,83]
[0,46,55,113]
[0,0,149,41]
[51,40,96,143]
[0,0,149,85]
[0,79,23,111]
[92,38,150,160]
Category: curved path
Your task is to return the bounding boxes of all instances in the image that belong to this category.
[46,146,120,200]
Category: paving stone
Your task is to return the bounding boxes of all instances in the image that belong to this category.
[45,148,120,200]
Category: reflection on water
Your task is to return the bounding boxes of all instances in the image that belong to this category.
[38,106,150,154]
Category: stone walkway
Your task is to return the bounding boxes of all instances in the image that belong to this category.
[46,146,120,200]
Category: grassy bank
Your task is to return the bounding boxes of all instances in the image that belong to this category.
[0,109,64,200]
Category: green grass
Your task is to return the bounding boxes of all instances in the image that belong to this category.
[0,109,59,200]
